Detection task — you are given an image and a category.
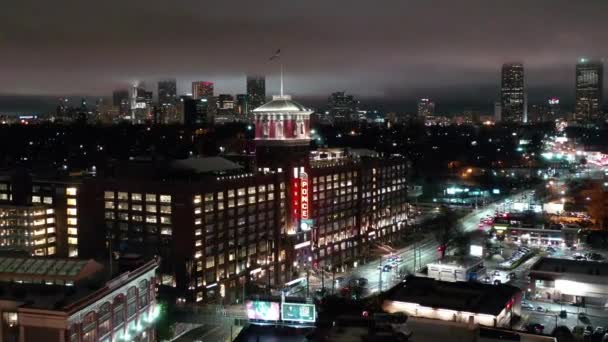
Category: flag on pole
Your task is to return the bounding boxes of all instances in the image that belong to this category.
[269,49,281,61]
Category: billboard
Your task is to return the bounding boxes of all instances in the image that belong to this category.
[282,303,316,323]
[245,301,280,321]
[470,245,483,257]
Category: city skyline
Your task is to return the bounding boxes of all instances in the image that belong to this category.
[1,0,608,105]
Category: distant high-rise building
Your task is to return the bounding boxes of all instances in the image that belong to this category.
[548,97,561,119]
[575,58,603,121]
[328,92,359,122]
[501,63,525,123]
[246,76,266,112]
[184,98,216,126]
[192,81,214,100]
[236,94,249,115]
[417,98,435,118]
[112,90,130,116]
[158,79,177,105]
[494,102,502,122]
[528,103,551,123]
[217,94,235,111]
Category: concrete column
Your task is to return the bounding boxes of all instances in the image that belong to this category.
[59,329,65,342]
[19,325,25,342]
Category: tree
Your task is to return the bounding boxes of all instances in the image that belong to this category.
[433,206,460,259]
[585,183,608,229]
[552,325,574,342]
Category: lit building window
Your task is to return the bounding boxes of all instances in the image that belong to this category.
[68,237,78,245]
[160,195,172,203]
[161,227,172,235]
[194,195,202,204]
[66,187,77,196]
[68,228,78,235]
[67,198,77,206]
[104,191,114,199]
[146,194,157,202]
[67,218,77,226]
[67,208,77,216]
[118,192,128,200]
[131,193,142,201]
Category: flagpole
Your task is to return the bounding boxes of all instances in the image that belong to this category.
[280,63,284,97]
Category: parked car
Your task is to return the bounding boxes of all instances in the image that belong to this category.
[536,306,547,312]
[508,272,517,279]
[525,323,545,334]
[578,312,587,320]
[521,302,534,310]
[596,327,606,335]
[357,277,368,287]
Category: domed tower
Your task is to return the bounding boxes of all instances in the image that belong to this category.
[253,94,313,169]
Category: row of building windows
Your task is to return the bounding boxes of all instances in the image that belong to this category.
[104,191,172,204]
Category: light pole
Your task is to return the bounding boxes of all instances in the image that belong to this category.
[378,258,383,292]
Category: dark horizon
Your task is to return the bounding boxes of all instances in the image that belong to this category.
[1,0,607,108]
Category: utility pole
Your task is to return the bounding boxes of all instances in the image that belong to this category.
[267,239,271,295]
[378,258,383,292]
[306,267,310,298]
[321,267,325,292]
[331,266,336,295]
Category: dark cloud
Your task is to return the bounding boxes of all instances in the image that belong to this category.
[0,0,607,108]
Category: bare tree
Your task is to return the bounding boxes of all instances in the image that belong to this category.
[433,206,460,259]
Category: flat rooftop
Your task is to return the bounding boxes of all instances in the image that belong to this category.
[428,256,482,269]
[0,257,103,283]
[324,317,554,342]
[384,276,520,316]
[530,257,608,277]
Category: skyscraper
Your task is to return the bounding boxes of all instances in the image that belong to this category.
[328,91,359,122]
[417,98,435,118]
[192,81,214,100]
[246,76,266,112]
[236,94,249,115]
[217,94,235,111]
[112,90,130,116]
[158,79,177,106]
[501,63,525,123]
[575,58,603,121]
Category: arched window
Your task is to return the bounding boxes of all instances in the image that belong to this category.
[127,286,138,318]
[139,279,149,307]
[112,294,126,327]
[82,311,97,342]
[98,302,111,337]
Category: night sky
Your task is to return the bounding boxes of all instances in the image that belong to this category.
[1,0,607,112]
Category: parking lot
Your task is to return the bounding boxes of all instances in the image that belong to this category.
[521,300,608,337]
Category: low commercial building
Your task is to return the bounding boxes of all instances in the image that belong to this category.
[494,223,579,248]
[0,257,158,342]
[382,276,521,328]
[529,257,608,307]
[426,256,486,282]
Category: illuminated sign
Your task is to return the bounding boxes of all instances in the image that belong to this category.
[300,219,313,231]
[300,171,309,220]
[282,303,316,323]
[470,245,483,257]
[246,301,280,321]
